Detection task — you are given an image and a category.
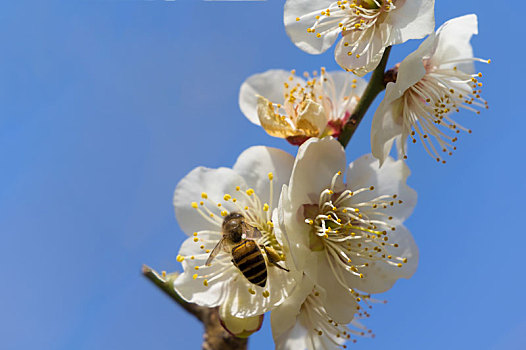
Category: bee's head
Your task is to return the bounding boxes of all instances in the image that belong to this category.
[222,212,245,243]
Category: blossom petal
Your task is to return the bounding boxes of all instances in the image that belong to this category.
[239,70,305,125]
[288,137,346,211]
[219,311,264,338]
[370,87,404,165]
[315,256,358,324]
[334,25,390,77]
[387,0,435,45]
[271,273,316,344]
[284,0,340,54]
[278,188,312,272]
[341,224,418,293]
[174,167,246,236]
[233,146,294,209]
[431,14,478,74]
[346,154,417,224]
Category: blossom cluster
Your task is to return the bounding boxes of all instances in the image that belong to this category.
[167,2,489,349]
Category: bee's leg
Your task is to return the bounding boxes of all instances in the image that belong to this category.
[262,245,290,272]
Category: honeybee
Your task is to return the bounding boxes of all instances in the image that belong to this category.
[206,212,289,287]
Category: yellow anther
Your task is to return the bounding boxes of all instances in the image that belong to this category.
[316,33,321,38]
[205,249,210,253]
[246,188,254,196]
[249,288,256,295]
[192,274,198,280]
[162,271,166,278]
[354,208,359,213]
[203,279,209,286]
[262,290,270,298]
[369,186,375,190]
[263,204,269,212]
[296,17,300,21]
[268,172,274,180]
[224,194,231,201]
[221,210,228,217]
[176,255,184,262]
[235,186,240,191]
[194,266,199,270]
[191,202,198,209]
[201,192,208,199]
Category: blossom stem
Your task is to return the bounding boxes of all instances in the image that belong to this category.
[338,46,392,148]
[142,265,248,350]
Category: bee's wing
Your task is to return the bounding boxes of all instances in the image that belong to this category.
[242,223,262,240]
[206,238,226,266]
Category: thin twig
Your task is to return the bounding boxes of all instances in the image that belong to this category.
[338,46,393,148]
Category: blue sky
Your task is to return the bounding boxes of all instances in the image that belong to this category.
[1,0,524,349]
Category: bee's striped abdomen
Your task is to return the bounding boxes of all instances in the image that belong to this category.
[232,240,267,287]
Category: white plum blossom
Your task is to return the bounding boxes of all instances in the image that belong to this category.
[371,14,490,165]
[271,264,374,350]
[172,146,300,329]
[239,68,366,144]
[284,0,435,76]
[278,137,418,318]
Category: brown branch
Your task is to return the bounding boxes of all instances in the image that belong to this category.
[142,265,248,350]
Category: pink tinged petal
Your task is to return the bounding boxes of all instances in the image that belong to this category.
[173,167,247,236]
[346,154,417,224]
[431,14,478,74]
[284,0,340,54]
[219,310,264,338]
[288,137,347,211]
[342,225,418,294]
[387,0,435,45]
[334,25,390,77]
[239,70,305,125]
[233,146,294,209]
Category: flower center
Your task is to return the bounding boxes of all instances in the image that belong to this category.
[304,171,409,292]
[179,172,286,297]
[401,58,490,163]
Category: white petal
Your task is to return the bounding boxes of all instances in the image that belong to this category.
[173,167,247,236]
[233,146,294,209]
[274,318,309,350]
[334,25,389,77]
[174,234,233,307]
[324,71,367,120]
[315,256,358,324]
[387,0,435,45]
[219,310,264,338]
[346,154,417,224]
[370,87,404,165]
[431,14,478,73]
[288,137,346,211]
[284,0,340,54]
[239,70,305,125]
[342,224,418,293]
[271,273,316,343]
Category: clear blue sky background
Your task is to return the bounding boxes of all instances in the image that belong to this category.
[1,1,524,349]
